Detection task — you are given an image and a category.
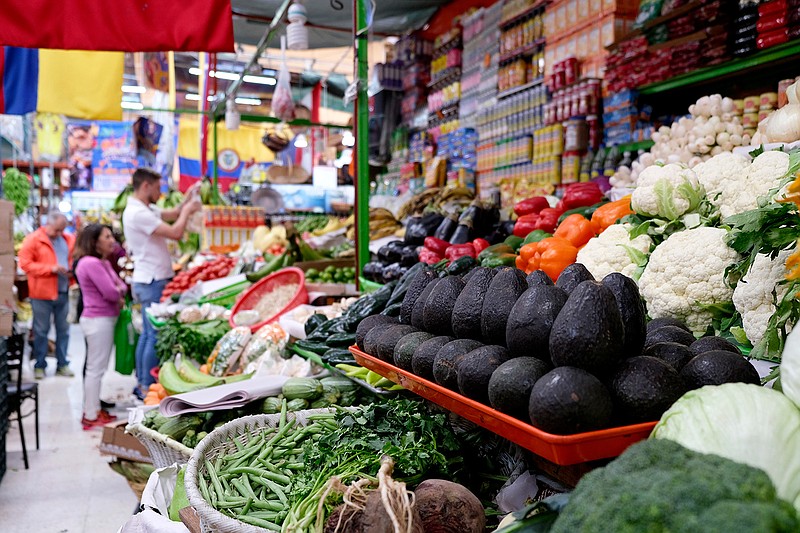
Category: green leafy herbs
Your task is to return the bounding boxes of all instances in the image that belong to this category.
[750,278,800,363]
[2,168,31,216]
[155,318,230,364]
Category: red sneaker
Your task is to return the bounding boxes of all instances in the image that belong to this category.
[98,410,117,422]
[81,416,106,431]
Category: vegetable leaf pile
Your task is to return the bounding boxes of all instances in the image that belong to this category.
[155,318,230,364]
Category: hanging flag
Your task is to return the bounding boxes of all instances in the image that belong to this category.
[0,47,124,120]
[0,0,234,53]
[177,117,276,193]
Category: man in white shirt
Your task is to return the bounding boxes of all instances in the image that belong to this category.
[123,168,200,399]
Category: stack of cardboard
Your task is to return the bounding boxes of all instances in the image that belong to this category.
[0,200,15,336]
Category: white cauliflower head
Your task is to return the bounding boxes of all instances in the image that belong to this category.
[693,151,752,218]
[631,163,705,220]
[576,224,653,280]
[732,250,793,346]
[639,226,740,333]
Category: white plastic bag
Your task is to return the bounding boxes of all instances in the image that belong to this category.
[271,37,295,122]
[117,464,190,533]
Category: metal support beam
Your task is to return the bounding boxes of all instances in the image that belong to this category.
[354,0,370,280]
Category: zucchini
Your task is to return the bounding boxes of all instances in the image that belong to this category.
[286,398,309,411]
[282,377,323,401]
[246,251,287,283]
[158,415,204,441]
[320,376,358,393]
[261,396,282,414]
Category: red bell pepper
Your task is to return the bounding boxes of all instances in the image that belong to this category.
[472,238,490,254]
[533,208,562,234]
[513,196,549,217]
[423,236,450,256]
[513,214,540,238]
[444,243,477,261]
[561,182,604,210]
[418,248,442,265]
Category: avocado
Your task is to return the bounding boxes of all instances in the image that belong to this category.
[362,323,398,357]
[555,263,595,295]
[462,266,480,283]
[549,281,625,375]
[645,325,696,348]
[528,366,614,435]
[526,270,554,287]
[411,336,454,381]
[602,273,647,358]
[411,278,441,330]
[393,331,435,371]
[423,276,465,336]
[452,267,498,340]
[400,267,437,324]
[643,342,695,372]
[488,357,551,420]
[433,339,484,390]
[356,315,398,350]
[689,336,742,356]
[506,285,568,360]
[646,317,691,335]
[611,356,686,423]
[480,268,527,345]
[456,345,511,404]
[680,350,760,389]
[373,324,417,363]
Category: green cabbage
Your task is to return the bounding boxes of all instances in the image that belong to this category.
[652,383,800,512]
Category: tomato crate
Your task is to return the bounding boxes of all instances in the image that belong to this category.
[350,346,656,466]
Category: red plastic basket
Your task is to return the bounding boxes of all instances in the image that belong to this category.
[350,346,656,466]
[230,267,308,332]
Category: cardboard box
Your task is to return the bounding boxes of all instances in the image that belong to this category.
[99,421,152,463]
[0,200,14,255]
[0,308,12,336]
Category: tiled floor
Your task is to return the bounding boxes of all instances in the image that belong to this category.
[0,325,141,532]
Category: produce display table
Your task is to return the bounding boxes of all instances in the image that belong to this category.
[350,347,656,466]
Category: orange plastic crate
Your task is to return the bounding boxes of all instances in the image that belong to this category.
[350,346,656,466]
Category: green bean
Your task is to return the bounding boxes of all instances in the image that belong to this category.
[242,497,253,515]
[215,498,249,508]
[230,478,250,500]
[261,477,289,506]
[233,438,245,453]
[251,500,284,511]
[205,459,225,502]
[279,398,287,428]
[247,511,282,520]
[236,514,281,531]
[199,473,213,505]
[228,466,291,485]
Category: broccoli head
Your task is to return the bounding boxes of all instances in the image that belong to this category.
[550,439,800,533]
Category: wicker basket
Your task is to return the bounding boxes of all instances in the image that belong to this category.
[185,409,338,533]
[126,422,194,468]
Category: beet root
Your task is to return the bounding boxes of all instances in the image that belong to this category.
[414,479,485,533]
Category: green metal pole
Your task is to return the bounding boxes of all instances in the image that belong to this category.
[354,0,370,280]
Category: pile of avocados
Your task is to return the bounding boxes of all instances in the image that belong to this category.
[356,263,761,435]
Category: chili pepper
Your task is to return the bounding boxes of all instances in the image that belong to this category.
[533,208,562,234]
[513,196,549,217]
[472,238,490,255]
[522,229,552,246]
[554,214,597,248]
[423,236,450,256]
[591,195,634,233]
[561,182,604,210]
[518,237,578,281]
[513,213,541,238]
[558,202,606,224]
[444,243,477,261]
[418,248,442,265]
[481,253,518,268]
[478,243,515,261]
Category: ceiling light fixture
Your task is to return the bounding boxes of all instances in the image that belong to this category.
[188,67,276,86]
[184,93,215,102]
[121,102,144,110]
[234,97,262,106]
[121,85,146,93]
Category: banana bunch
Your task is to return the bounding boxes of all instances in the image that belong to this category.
[397,187,441,219]
[311,217,346,236]
[252,224,288,253]
[345,208,402,241]
[111,185,133,215]
[157,189,184,210]
[436,186,475,215]
[83,209,113,225]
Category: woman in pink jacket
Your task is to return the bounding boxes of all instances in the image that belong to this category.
[74,224,128,430]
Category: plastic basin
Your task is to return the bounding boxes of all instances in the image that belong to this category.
[230,267,308,332]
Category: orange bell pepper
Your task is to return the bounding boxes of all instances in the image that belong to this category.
[517,237,578,281]
[554,214,597,248]
[591,195,633,233]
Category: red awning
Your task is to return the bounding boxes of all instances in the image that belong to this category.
[0,0,234,52]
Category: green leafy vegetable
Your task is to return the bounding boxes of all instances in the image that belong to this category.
[2,168,30,216]
[155,318,230,364]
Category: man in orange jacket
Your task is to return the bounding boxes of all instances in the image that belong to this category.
[18,212,76,379]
